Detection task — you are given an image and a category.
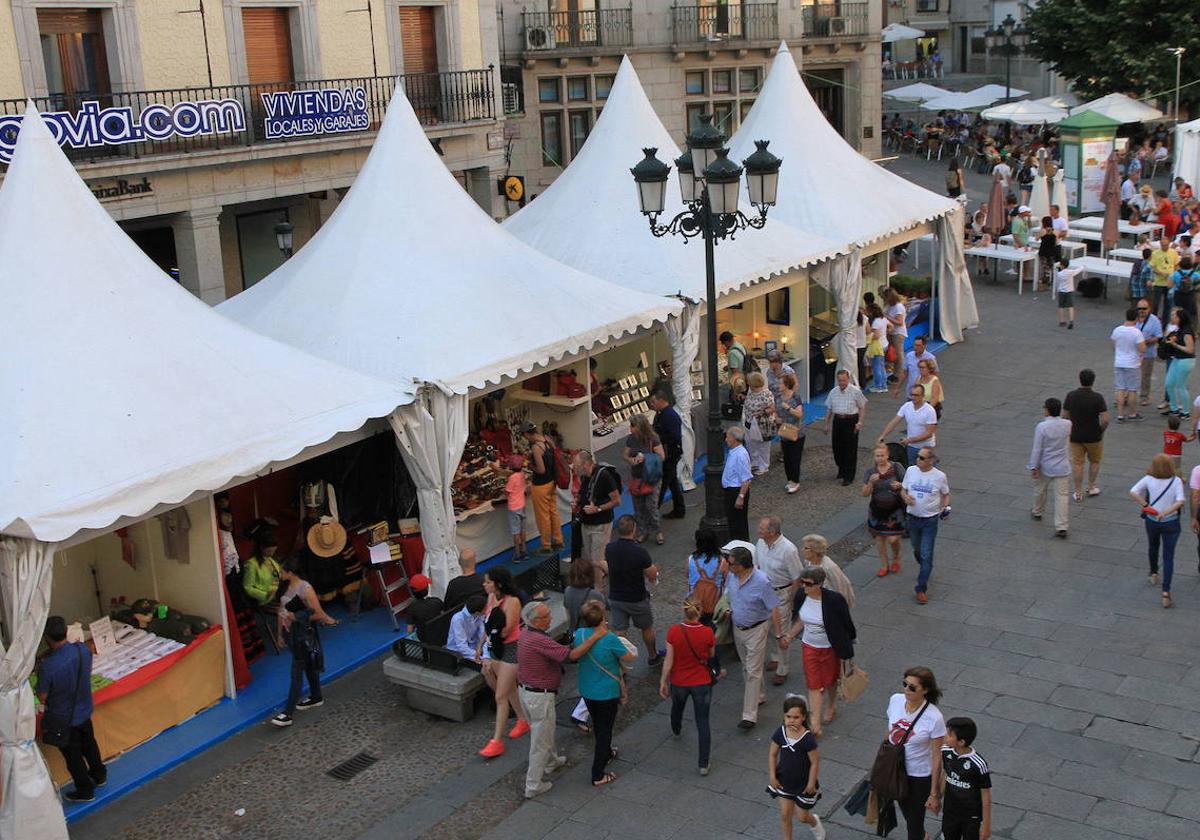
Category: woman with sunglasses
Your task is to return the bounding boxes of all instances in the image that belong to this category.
[779,566,856,738]
[886,667,947,840]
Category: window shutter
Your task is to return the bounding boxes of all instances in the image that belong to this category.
[398,7,439,75]
[242,8,295,85]
[36,9,103,35]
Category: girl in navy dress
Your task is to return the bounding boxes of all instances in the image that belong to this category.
[767,696,825,839]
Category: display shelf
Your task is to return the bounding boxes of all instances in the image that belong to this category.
[516,390,591,408]
[456,500,502,523]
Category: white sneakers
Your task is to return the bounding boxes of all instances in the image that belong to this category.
[810,814,825,839]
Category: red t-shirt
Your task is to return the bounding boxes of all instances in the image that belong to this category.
[1164,430,1186,456]
[666,622,716,687]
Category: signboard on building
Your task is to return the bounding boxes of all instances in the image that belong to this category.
[260,87,370,140]
[90,176,153,202]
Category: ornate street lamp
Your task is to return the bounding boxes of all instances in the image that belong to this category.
[630,121,782,540]
[274,220,295,258]
[984,13,1030,104]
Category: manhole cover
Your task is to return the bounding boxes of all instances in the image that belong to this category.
[327,751,379,781]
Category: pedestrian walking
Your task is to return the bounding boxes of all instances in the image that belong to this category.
[822,370,868,485]
[574,600,635,786]
[1029,397,1072,538]
[1163,308,1196,417]
[516,600,608,798]
[686,527,725,622]
[477,567,529,758]
[1130,454,1186,609]
[562,557,606,732]
[1056,258,1081,329]
[1035,216,1059,293]
[722,426,753,540]
[659,598,717,775]
[916,359,944,419]
[866,303,890,392]
[799,534,855,607]
[883,288,908,379]
[781,565,856,737]
[896,336,936,394]
[605,514,662,664]
[886,667,947,840]
[572,451,622,563]
[767,696,826,840]
[933,718,993,840]
[650,390,687,520]
[36,616,106,802]
[271,559,337,728]
[1112,308,1147,422]
[623,413,665,544]
[777,372,807,493]
[879,383,938,466]
[901,448,951,604]
[1150,238,1180,322]
[864,444,907,577]
[743,371,777,475]
[720,544,784,730]
[1063,369,1110,502]
[1134,298,1163,407]
[1163,414,1194,476]
[755,515,804,686]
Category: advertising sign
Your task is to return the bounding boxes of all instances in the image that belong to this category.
[1080,138,1114,214]
[260,86,370,140]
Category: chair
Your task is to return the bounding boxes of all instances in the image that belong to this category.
[1150,156,1172,179]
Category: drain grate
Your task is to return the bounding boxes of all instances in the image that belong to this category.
[326,751,379,781]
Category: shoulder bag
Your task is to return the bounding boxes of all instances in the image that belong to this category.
[679,623,720,683]
[869,701,929,801]
[586,646,627,704]
[41,644,85,748]
[838,660,870,703]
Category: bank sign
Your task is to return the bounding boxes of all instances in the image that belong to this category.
[261,86,370,139]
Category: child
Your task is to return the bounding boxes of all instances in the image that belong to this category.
[767,696,825,840]
[1055,258,1081,329]
[503,455,529,562]
[1035,216,1059,293]
[934,717,992,840]
[1163,414,1195,476]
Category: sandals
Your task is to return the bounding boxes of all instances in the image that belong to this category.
[1087,487,1102,497]
[655,533,665,545]
[572,718,592,734]
[1163,594,1174,609]
[592,772,617,787]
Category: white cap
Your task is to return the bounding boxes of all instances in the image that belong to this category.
[721,539,757,562]
[1018,205,1032,214]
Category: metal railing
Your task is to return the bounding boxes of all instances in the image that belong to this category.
[672,3,778,43]
[801,2,870,38]
[520,8,634,50]
[0,68,495,167]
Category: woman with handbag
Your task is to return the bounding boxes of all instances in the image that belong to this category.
[270,559,338,728]
[1129,454,1187,608]
[777,372,807,494]
[477,568,530,758]
[575,600,636,786]
[780,566,856,737]
[865,303,889,393]
[743,370,776,475]
[884,667,947,840]
[863,445,907,577]
[623,414,666,544]
[659,598,717,775]
[916,359,945,420]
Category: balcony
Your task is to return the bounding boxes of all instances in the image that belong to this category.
[0,68,495,168]
[672,3,779,44]
[801,2,870,39]
[520,8,634,53]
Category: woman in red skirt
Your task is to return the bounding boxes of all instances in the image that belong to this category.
[781,566,857,737]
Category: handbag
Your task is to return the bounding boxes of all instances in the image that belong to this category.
[838,660,870,703]
[885,342,898,364]
[40,644,85,748]
[869,701,929,802]
[844,778,871,817]
[778,423,801,442]
[627,477,655,497]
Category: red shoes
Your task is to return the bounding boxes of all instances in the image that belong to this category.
[508,719,531,739]
[479,739,505,758]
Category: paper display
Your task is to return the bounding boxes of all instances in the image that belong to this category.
[369,542,392,565]
[89,616,118,656]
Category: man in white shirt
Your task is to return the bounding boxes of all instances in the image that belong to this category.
[1121,170,1140,219]
[1050,204,1069,240]
[878,384,939,466]
[754,515,804,686]
[1111,308,1148,423]
[901,448,951,604]
[992,157,1012,191]
[1029,397,1072,538]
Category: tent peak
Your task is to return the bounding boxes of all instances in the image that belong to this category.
[777,40,790,54]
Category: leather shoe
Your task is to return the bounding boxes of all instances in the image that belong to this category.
[737,719,756,730]
[915,592,929,605]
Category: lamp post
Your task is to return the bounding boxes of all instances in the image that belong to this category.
[630,115,782,540]
[274,220,294,258]
[1169,47,1186,123]
[984,13,1030,104]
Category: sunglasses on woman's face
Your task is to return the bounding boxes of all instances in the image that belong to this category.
[903,681,921,691]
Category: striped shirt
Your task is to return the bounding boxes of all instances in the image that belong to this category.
[826,383,867,416]
[517,627,571,690]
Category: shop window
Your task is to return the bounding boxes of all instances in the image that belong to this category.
[538,77,561,103]
[713,101,734,135]
[541,111,564,166]
[37,8,112,99]
[686,103,706,134]
[740,99,755,121]
[739,67,761,94]
[712,69,733,95]
[595,74,614,99]
[685,71,706,95]
[567,76,589,101]
[569,110,591,157]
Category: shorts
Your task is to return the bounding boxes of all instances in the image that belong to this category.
[1114,366,1140,392]
[507,509,525,536]
[609,598,655,631]
[1057,291,1074,308]
[1069,440,1104,465]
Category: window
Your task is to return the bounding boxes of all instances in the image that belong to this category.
[242,7,296,84]
[685,71,706,95]
[712,69,733,94]
[713,102,734,135]
[686,103,706,133]
[569,110,591,157]
[538,77,561,103]
[739,68,761,93]
[38,8,111,98]
[541,111,563,166]
[567,76,589,101]
[740,99,755,121]
[595,74,614,99]
[916,0,939,11]
[397,6,440,75]
[970,27,988,55]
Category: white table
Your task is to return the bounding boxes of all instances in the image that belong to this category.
[965,245,1041,294]
[1108,248,1144,262]
[1069,256,1133,299]
[1067,229,1106,244]
[1072,216,1164,238]
[999,236,1086,260]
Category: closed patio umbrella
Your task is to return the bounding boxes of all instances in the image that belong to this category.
[985,171,1007,248]
[1101,152,1122,258]
[882,23,925,43]
[1029,150,1052,221]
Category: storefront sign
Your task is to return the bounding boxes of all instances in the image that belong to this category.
[260,86,370,139]
[90,176,153,201]
[0,98,246,163]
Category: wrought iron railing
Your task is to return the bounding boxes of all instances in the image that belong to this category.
[801,3,870,38]
[672,3,778,43]
[520,8,634,50]
[0,68,495,167]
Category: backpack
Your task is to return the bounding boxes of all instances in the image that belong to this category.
[690,556,722,615]
[1178,269,1197,297]
[729,341,755,376]
[539,440,571,490]
[590,464,623,504]
[641,450,664,484]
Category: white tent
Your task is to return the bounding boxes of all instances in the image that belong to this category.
[981,100,1067,125]
[221,84,683,591]
[885,82,947,102]
[1072,93,1163,123]
[0,106,413,840]
[920,89,1001,112]
[730,44,977,349]
[1174,117,1200,187]
[1035,92,1081,111]
[969,84,1029,101]
[504,56,843,477]
[882,23,925,43]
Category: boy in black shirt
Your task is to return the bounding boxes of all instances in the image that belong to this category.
[935,716,992,840]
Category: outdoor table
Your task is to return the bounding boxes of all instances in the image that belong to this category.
[999,236,1086,261]
[965,244,1040,294]
[1108,248,1143,262]
[1072,216,1164,239]
[1068,256,1133,300]
[1066,229,1106,243]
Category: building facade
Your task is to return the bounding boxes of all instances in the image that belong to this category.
[0,0,507,303]
[496,0,882,203]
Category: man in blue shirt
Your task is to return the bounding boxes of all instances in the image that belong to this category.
[720,545,784,730]
[721,427,754,540]
[650,390,686,520]
[36,616,106,802]
[445,594,487,662]
[897,335,937,394]
[1134,297,1162,407]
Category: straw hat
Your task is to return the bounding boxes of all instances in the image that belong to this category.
[307,516,347,557]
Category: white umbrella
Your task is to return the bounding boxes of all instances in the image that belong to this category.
[969,84,1030,101]
[882,23,925,43]
[885,82,947,102]
[1053,169,1068,216]
[921,89,1000,112]
[1029,165,1052,220]
[1035,92,1081,110]
[981,100,1068,125]
[1071,93,1163,123]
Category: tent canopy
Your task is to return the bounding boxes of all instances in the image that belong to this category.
[969,84,1029,101]
[921,89,1002,112]
[503,56,844,302]
[730,44,958,249]
[981,99,1068,125]
[1035,92,1081,110]
[0,105,415,543]
[219,84,683,394]
[1173,117,1200,187]
[885,82,947,102]
[1072,92,1163,123]
[882,23,925,43]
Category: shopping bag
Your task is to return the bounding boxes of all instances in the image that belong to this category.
[838,660,870,703]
